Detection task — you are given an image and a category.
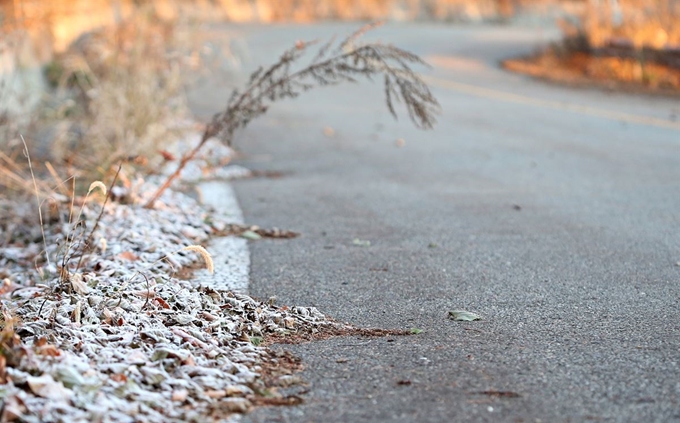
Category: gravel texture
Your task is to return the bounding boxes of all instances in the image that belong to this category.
[0,137,336,423]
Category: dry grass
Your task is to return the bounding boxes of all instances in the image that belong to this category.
[0,8,214,270]
[562,0,680,50]
[181,245,214,274]
[505,0,680,93]
[0,5,201,203]
[43,9,191,177]
[145,22,440,207]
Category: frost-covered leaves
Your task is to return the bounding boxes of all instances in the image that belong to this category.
[0,184,336,423]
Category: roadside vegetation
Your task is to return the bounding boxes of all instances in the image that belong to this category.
[0,3,438,420]
[504,0,680,94]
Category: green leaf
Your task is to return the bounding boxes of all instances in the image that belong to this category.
[448,310,482,321]
[409,328,423,334]
[352,238,371,247]
[250,336,263,346]
[151,349,169,361]
[241,230,262,240]
[55,366,85,388]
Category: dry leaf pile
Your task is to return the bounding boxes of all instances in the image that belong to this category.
[0,180,336,422]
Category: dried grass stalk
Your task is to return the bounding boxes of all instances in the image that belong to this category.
[145,22,440,208]
[182,245,214,274]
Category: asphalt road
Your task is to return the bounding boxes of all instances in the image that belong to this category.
[190,23,680,423]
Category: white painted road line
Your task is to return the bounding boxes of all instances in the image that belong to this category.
[194,180,250,293]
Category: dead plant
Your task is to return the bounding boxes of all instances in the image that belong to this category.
[145,22,440,208]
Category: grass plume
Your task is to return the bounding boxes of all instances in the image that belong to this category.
[145,22,440,208]
[182,245,214,275]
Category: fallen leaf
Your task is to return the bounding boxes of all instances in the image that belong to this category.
[219,397,252,412]
[155,297,171,309]
[0,278,11,296]
[397,380,412,386]
[111,374,127,383]
[126,350,148,364]
[352,238,371,247]
[70,273,89,295]
[172,389,188,402]
[448,310,482,321]
[206,390,227,399]
[36,344,61,357]
[159,150,176,161]
[55,366,85,388]
[240,230,262,240]
[0,355,6,384]
[118,251,138,261]
[132,288,156,299]
[2,394,27,421]
[27,374,72,400]
[475,390,521,398]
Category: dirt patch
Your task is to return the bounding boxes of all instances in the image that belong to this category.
[245,349,307,409]
[250,170,291,179]
[213,224,299,239]
[503,38,680,97]
[240,324,413,411]
[262,324,412,346]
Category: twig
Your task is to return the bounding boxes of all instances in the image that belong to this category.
[20,135,49,267]
[140,273,151,311]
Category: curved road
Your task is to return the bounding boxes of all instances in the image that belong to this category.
[190,23,680,423]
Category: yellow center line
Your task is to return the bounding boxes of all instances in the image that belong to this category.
[424,75,680,131]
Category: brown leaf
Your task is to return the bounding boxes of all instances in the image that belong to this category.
[172,389,188,402]
[118,251,138,261]
[0,355,7,384]
[250,395,303,406]
[27,374,72,400]
[155,298,171,309]
[159,150,176,161]
[206,390,227,399]
[110,374,127,383]
[0,278,11,296]
[36,344,61,357]
[476,390,521,398]
[2,394,27,421]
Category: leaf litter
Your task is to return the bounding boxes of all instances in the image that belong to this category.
[0,165,349,422]
[448,310,482,322]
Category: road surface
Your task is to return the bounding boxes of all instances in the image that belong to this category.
[189,23,680,423]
